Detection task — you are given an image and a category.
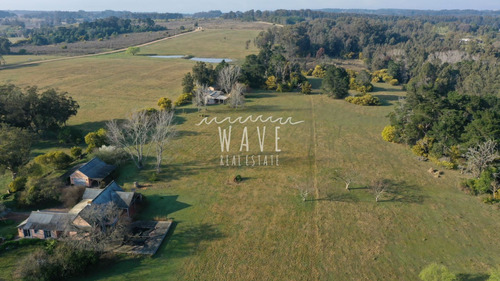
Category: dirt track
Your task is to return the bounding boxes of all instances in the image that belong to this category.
[0,28,202,70]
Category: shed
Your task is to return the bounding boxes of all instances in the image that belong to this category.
[70,157,115,187]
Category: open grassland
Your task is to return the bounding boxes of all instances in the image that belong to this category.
[138,29,260,61]
[69,84,500,281]
[0,28,499,281]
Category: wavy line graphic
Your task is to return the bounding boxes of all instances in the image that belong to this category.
[195,115,305,126]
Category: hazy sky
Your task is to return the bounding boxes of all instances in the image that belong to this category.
[2,0,499,13]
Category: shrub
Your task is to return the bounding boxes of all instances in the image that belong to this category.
[70,146,83,158]
[126,46,140,55]
[0,238,46,252]
[93,145,128,166]
[157,97,172,110]
[84,128,108,153]
[381,125,396,142]
[419,263,456,281]
[312,65,325,78]
[34,151,73,170]
[174,92,193,106]
[234,175,243,183]
[488,266,500,281]
[301,81,312,95]
[382,75,393,82]
[411,137,434,158]
[8,176,27,193]
[265,76,277,90]
[345,94,380,106]
[17,178,62,208]
[14,243,98,281]
[389,79,399,86]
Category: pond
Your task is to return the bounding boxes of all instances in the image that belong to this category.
[149,55,233,63]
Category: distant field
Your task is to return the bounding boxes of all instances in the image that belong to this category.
[0,29,259,132]
[139,29,260,61]
[1,26,500,281]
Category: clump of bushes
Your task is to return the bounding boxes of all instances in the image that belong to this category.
[70,146,83,159]
[461,167,498,196]
[93,145,128,167]
[411,137,435,158]
[17,178,62,208]
[381,125,396,143]
[174,92,193,106]
[372,69,399,86]
[34,151,73,170]
[345,94,380,106]
[348,69,374,94]
[8,176,27,193]
[312,65,326,78]
[157,97,172,111]
[14,242,99,281]
[84,128,108,153]
[419,263,456,281]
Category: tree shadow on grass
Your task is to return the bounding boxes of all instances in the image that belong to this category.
[158,161,213,182]
[146,195,191,217]
[84,222,225,279]
[378,179,427,204]
[374,94,402,106]
[456,273,490,281]
[162,222,226,258]
[309,192,359,203]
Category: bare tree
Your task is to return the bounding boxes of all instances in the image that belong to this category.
[227,83,246,109]
[371,179,388,202]
[193,84,208,112]
[491,172,500,199]
[66,202,130,252]
[217,65,241,94]
[464,140,498,178]
[292,184,312,202]
[332,168,358,191]
[106,110,153,169]
[151,110,176,173]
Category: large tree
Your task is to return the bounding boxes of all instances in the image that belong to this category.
[182,72,195,94]
[0,85,79,133]
[0,124,32,179]
[106,111,153,169]
[227,83,246,109]
[321,65,349,99]
[192,62,215,85]
[217,65,241,94]
[151,110,176,173]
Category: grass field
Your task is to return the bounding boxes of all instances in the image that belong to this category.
[0,27,500,280]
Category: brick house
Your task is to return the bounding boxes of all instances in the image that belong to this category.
[17,181,140,239]
[70,157,116,187]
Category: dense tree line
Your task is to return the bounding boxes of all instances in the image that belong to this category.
[17,10,182,25]
[19,16,166,46]
[192,10,223,18]
[223,9,500,27]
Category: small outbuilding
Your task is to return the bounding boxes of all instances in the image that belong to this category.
[70,157,115,187]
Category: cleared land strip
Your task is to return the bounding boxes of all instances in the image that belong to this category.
[0,28,202,70]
